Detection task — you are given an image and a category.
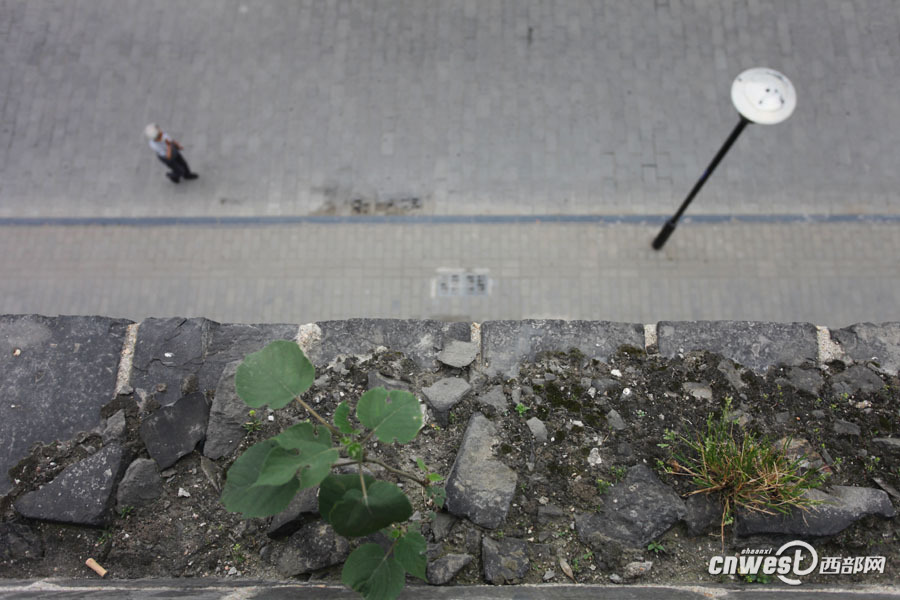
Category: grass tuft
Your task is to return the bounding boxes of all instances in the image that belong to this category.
[667,398,825,544]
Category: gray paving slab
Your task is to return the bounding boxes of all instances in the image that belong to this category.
[0,0,899,218]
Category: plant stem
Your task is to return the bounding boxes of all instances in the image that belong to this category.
[365,457,430,487]
[358,463,369,502]
[293,396,342,437]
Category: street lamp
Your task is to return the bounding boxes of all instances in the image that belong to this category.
[651,68,796,250]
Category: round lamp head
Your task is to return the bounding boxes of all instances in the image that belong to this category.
[731,68,796,125]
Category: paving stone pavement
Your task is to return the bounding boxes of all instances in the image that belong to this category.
[1,1,899,326]
[0,0,899,218]
[1,220,898,327]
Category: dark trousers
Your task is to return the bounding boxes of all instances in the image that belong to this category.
[157,152,193,180]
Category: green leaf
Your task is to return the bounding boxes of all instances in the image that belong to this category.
[266,422,338,488]
[356,388,422,444]
[415,458,427,472]
[319,475,413,537]
[221,439,299,517]
[334,401,360,435]
[319,473,375,522]
[395,531,427,581]
[427,486,446,509]
[342,544,405,600]
[235,340,315,410]
[427,473,444,483]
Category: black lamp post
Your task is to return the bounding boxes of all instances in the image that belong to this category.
[652,68,797,250]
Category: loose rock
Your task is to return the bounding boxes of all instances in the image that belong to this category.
[833,419,861,437]
[736,486,896,537]
[116,458,162,509]
[526,417,548,442]
[437,340,478,369]
[14,445,126,527]
[0,522,43,560]
[140,392,209,469]
[477,386,508,414]
[576,464,686,548]
[101,409,127,443]
[273,522,349,576]
[623,560,653,580]
[427,553,473,585]
[445,413,517,529]
[482,536,529,585]
[422,377,471,425]
[606,409,627,431]
[204,361,247,460]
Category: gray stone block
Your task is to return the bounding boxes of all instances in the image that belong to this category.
[481,320,645,378]
[131,317,210,407]
[736,486,896,537]
[140,392,209,469]
[526,417,548,442]
[657,321,818,374]
[0,315,131,495]
[305,319,463,371]
[445,413,517,529]
[14,444,126,527]
[197,322,298,395]
[576,464,686,548]
[204,361,247,460]
[831,322,900,375]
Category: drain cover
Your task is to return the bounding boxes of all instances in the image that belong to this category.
[434,269,491,297]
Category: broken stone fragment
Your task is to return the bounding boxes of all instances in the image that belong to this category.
[833,419,861,437]
[267,486,320,538]
[526,417,548,442]
[427,553,473,585]
[623,560,653,580]
[736,486,896,537]
[606,409,627,431]
[437,340,478,369]
[422,377,471,425]
[576,464,685,548]
[116,458,162,509]
[101,409,127,443]
[476,386,508,414]
[682,382,712,401]
[482,536,529,585]
[14,444,126,527]
[445,413,517,529]
[273,521,349,577]
[831,365,886,397]
[140,392,209,469]
[203,361,248,460]
[683,494,724,537]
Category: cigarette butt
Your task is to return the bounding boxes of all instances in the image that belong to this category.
[85,558,107,578]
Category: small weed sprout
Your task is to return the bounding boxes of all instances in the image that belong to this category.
[666,398,824,544]
[231,543,246,564]
[609,465,627,481]
[596,478,612,494]
[243,409,263,433]
[118,505,134,519]
[647,541,665,554]
[515,403,529,417]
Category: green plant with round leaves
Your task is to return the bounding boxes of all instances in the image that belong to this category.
[220,341,443,600]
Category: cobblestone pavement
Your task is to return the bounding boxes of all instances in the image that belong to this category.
[2,220,898,327]
[1,1,899,325]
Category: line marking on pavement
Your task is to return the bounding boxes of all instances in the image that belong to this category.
[1,214,900,227]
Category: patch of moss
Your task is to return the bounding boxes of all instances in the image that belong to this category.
[545,382,580,411]
[616,344,645,357]
[554,430,567,442]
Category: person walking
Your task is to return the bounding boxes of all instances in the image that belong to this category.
[144,124,198,183]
